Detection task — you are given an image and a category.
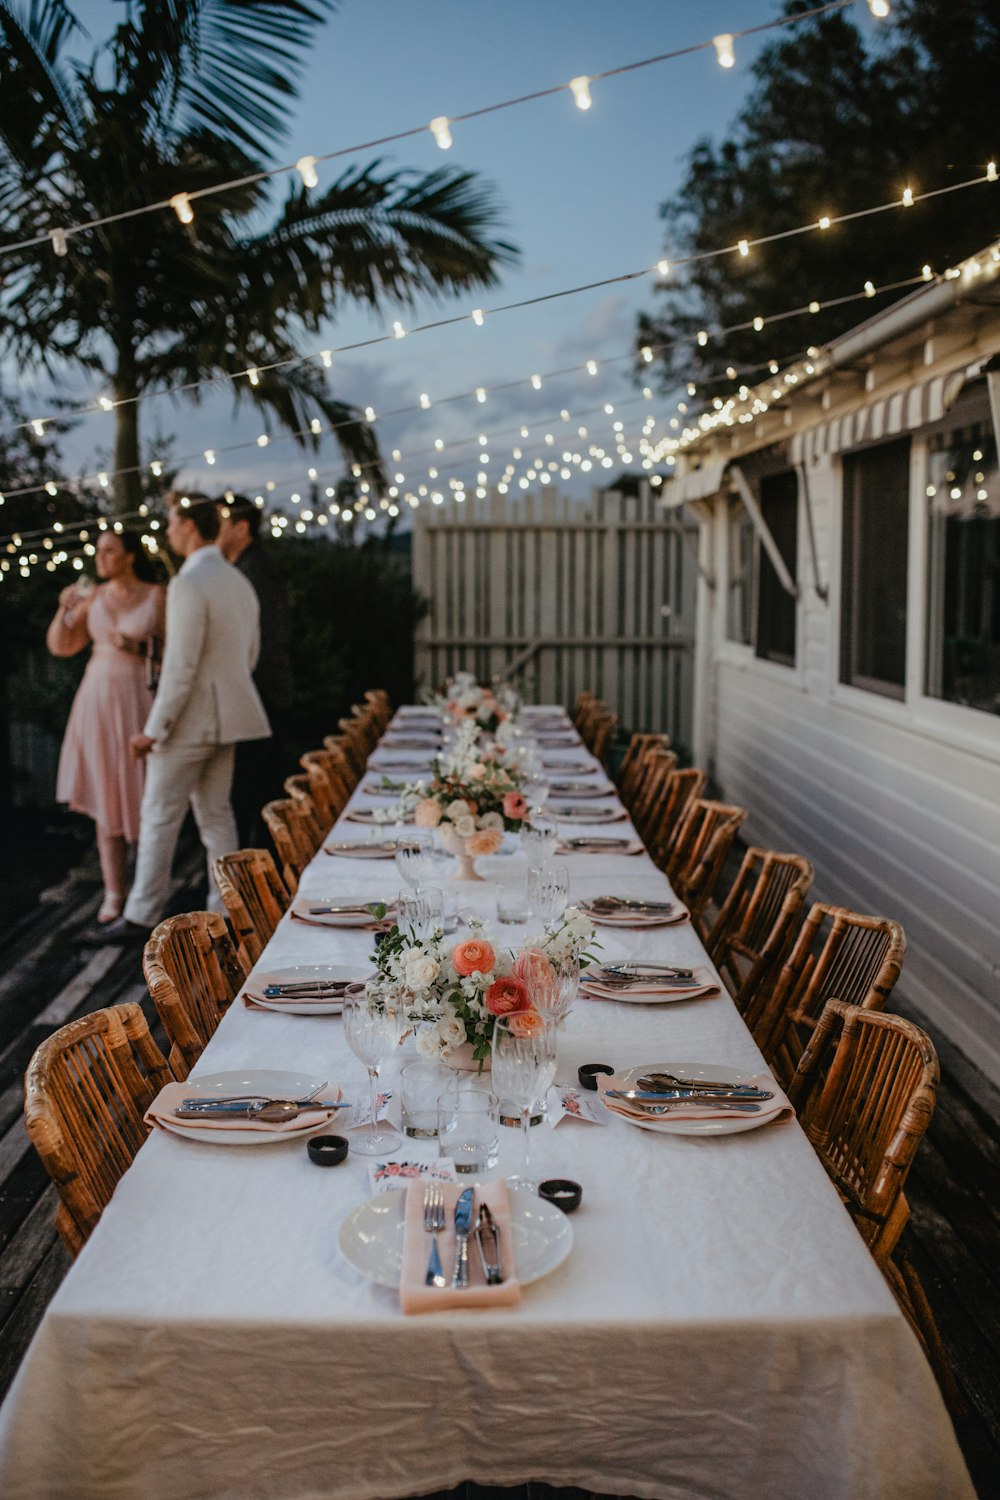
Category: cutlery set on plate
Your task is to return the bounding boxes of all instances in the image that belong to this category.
[423,1184,503,1288]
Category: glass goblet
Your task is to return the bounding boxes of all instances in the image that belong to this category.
[395,830,436,888]
[527,862,570,926]
[520,815,558,865]
[342,994,403,1155]
[490,1016,557,1192]
[527,956,580,1025]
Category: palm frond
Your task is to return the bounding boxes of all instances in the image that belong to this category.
[0,0,85,167]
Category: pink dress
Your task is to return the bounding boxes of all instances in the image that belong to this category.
[56,585,162,841]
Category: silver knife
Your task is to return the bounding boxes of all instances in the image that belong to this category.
[607,1086,773,1103]
[179,1097,348,1112]
[607,1093,762,1114]
[451,1187,475,1288]
[474,1203,503,1285]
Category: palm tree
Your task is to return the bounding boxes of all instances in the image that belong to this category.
[0,0,518,511]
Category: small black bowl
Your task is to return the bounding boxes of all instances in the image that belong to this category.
[578,1063,615,1092]
[308,1134,349,1167]
[539,1179,582,1214]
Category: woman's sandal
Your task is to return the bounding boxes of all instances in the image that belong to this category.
[97,892,124,924]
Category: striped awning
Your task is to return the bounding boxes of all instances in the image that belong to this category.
[790,371,959,466]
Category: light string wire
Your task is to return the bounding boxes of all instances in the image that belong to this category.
[0,260,940,516]
[0,0,864,260]
[6,163,991,448]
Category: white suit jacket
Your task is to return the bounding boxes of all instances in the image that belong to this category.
[144,546,271,746]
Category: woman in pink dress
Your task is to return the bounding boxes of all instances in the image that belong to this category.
[47,532,165,922]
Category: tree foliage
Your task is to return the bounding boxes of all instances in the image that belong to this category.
[638,0,1000,393]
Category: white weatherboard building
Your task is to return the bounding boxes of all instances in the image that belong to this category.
[661,242,1000,1085]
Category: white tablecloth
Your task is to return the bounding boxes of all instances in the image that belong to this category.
[0,715,973,1500]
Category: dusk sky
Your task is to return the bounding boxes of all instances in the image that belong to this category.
[22,1,882,511]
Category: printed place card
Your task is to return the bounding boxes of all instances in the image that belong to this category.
[368,1158,458,1196]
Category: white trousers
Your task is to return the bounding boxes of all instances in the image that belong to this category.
[124,742,237,927]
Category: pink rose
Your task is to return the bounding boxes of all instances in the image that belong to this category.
[484,977,530,1016]
[467,828,503,857]
[452,938,496,977]
[503,791,528,820]
[512,948,555,987]
[414,798,442,828]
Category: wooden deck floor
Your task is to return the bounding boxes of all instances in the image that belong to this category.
[1,834,998,1500]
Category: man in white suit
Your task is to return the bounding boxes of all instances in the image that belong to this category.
[93,494,270,942]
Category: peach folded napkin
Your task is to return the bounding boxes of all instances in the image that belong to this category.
[144,1081,343,1134]
[579,903,690,928]
[242,984,363,1011]
[599,1071,793,1125]
[579,967,720,1002]
[399,1180,521,1314]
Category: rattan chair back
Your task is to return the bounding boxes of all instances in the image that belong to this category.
[262,797,314,892]
[142,912,244,1080]
[706,848,814,1014]
[667,799,747,938]
[213,849,289,970]
[283,774,324,851]
[646,766,708,868]
[24,1003,173,1255]
[618,732,671,804]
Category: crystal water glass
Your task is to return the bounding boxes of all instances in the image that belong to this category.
[490,1017,557,1191]
[342,994,403,1155]
[397,886,443,939]
[395,830,437,888]
[520,815,558,864]
[527,956,580,1024]
[527,862,570,925]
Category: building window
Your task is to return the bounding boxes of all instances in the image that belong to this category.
[925,421,999,716]
[841,439,910,699]
[726,499,753,645]
[755,469,798,666]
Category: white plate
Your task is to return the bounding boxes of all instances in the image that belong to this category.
[541,758,593,775]
[548,782,613,798]
[168,1069,333,1145]
[291,900,394,927]
[549,806,627,824]
[243,964,368,1015]
[338,1188,573,1288]
[604,1063,778,1136]
[325,841,401,860]
[581,908,689,929]
[579,976,718,1005]
[345,807,415,825]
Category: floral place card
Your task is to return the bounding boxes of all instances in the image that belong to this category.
[546,1085,608,1126]
[368,1158,458,1196]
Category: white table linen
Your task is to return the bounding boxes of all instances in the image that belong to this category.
[0,714,973,1500]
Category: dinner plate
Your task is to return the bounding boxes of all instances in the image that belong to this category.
[345,807,415,825]
[579,970,718,1004]
[243,963,368,1015]
[338,1188,573,1288]
[548,781,613,797]
[166,1069,334,1145]
[604,1063,779,1136]
[291,899,396,927]
[541,758,594,775]
[549,805,627,824]
[579,904,689,928]
[324,840,402,859]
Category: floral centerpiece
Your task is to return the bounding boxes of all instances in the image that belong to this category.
[412,719,529,879]
[366,908,597,1068]
[432,671,522,736]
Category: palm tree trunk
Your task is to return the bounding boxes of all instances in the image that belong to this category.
[112,381,142,516]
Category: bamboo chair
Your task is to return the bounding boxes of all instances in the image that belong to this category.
[571,691,596,732]
[262,797,315,892]
[307,745,355,807]
[787,999,957,1405]
[706,848,814,1014]
[213,849,290,970]
[283,773,325,851]
[298,751,348,827]
[590,710,618,768]
[336,718,369,779]
[645,766,707,869]
[323,735,362,794]
[750,903,906,1087]
[666,799,747,940]
[364,688,392,733]
[617,732,671,805]
[143,912,245,1080]
[24,1003,174,1255]
[348,703,380,755]
[627,747,678,842]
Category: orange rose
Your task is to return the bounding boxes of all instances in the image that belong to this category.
[508,1009,546,1038]
[484,976,530,1016]
[452,938,496,976]
[467,828,503,857]
[414,797,442,828]
[512,948,555,987]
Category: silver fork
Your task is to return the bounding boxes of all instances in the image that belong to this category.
[423,1183,447,1288]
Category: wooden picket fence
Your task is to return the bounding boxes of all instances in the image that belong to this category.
[412,485,697,745]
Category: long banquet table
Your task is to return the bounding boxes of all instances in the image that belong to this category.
[0,709,974,1500]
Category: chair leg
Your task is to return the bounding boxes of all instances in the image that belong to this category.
[882,1247,966,1421]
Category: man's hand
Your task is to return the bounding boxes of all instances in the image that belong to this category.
[130,733,155,759]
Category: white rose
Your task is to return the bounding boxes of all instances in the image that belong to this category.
[454,814,476,839]
[405,953,439,988]
[446,799,469,821]
[440,1014,468,1048]
[479,811,503,831]
[415,1026,442,1058]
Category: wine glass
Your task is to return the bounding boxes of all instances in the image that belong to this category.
[395,830,437,888]
[527,862,570,925]
[527,956,580,1025]
[526,774,550,813]
[520,815,558,864]
[342,994,403,1155]
[491,1016,557,1191]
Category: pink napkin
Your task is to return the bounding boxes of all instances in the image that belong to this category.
[579,967,720,1002]
[242,983,363,1011]
[399,1181,521,1314]
[144,1081,343,1134]
[599,1071,793,1125]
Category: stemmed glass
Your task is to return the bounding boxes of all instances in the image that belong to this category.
[397,886,444,938]
[527,956,580,1025]
[491,1016,558,1191]
[520,814,558,865]
[342,994,403,1155]
[525,773,550,813]
[527,862,570,926]
[395,830,437,888]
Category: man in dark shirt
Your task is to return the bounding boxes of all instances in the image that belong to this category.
[216,494,294,846]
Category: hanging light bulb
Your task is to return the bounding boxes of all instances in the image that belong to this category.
[31,419,46,437]
[320,350,332,368]
[657,259,670,276]
[204,449,216,465]
[150,460,163,477]
[365,405,377,421]
[531,374,542,390]
[475,387,487,403]
[867,0,890,16]
[257,433,269,447]
[392,321,406,339]
[988,161,998,182]
[310,418,322,435]
[99,395,114,411]
[713,34,735,68]
[471,308,485,326]
[818,215,832,230]
[429,116,453,149]
[98,472,109,488]
[737,238,749,257]
[50,228,68,257]
[864,279,876,297]
[809,300,821,313]
[641,346,653,363]
[247,367,260,386]
[169,192,194,224]
[45,481,58,496]
[295,156,319,189]
[420,393,432,409]
[569,76,592,110]
[901,186,914,207]
[586,359,598,376]
[922,264,933,280]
